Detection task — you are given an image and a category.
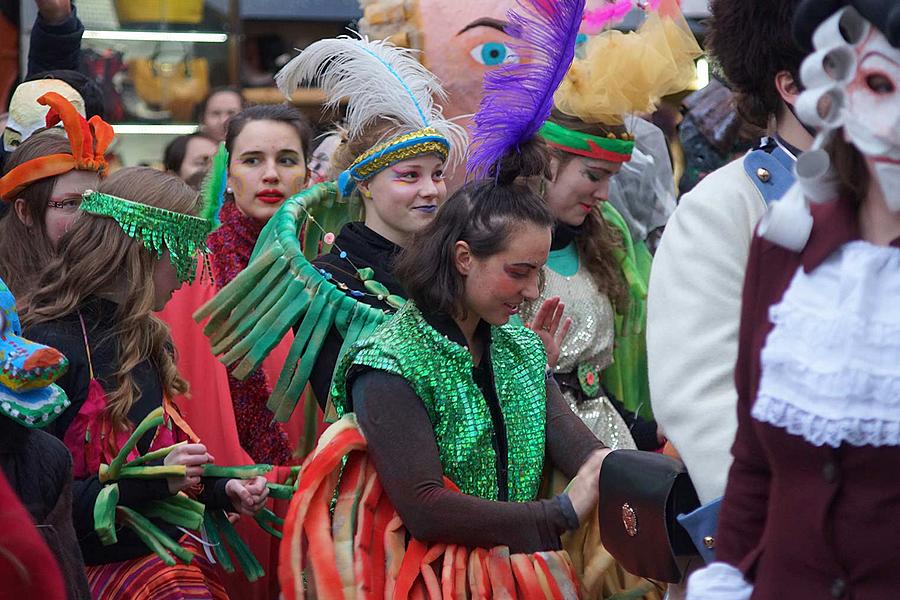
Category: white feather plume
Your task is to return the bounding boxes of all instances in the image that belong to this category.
[275,33,467,169]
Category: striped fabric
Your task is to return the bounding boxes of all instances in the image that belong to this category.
[86,537,229,600]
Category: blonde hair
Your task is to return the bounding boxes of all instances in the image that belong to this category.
[329,118,399,179]
[23,167,200,428]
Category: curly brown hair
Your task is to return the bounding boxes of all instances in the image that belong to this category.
[545,110,629,312]
[705,0,806,128]
[23,168,199,429]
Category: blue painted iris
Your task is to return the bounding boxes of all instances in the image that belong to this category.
[470,42,518,66]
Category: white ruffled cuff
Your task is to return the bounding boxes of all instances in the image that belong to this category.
[686,562,753,600]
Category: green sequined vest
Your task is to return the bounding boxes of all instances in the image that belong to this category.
[332,303,547,502]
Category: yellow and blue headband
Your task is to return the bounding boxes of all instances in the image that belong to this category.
[337,127,451,196]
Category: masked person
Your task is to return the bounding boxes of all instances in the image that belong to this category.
[687,2,900,597]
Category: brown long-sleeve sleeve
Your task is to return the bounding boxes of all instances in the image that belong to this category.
[351,370,604,554]
[545,377,607,477]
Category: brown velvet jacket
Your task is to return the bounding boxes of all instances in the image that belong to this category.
[717,196,900,599]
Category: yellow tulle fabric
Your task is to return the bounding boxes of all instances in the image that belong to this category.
[555,8,702,125]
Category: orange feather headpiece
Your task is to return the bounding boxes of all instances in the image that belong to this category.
[0,92,115,201]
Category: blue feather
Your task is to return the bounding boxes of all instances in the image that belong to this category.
[358,45,429,127]
[467,0,586,179]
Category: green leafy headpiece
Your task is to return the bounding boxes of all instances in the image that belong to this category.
[79,190,213,283]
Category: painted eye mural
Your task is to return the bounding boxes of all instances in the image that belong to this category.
[469,42,519,66]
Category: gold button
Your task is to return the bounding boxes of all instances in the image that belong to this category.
[703,535,716,549]
[756,167,771,183]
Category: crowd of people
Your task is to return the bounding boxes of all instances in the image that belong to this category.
[0,0,897,599]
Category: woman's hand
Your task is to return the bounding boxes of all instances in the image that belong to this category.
[226,476,270,516]
[566,448,610,524]
[526,296,572,371]
[164,443,214,494]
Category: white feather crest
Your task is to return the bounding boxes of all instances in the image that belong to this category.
[275,33,467,169]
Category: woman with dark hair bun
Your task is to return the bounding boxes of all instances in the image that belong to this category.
[328,138,609,552]
[202,3,614,593]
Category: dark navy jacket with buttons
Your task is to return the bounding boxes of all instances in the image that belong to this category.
[716,196,900,599]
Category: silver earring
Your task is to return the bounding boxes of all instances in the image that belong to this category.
[226,187,234,195]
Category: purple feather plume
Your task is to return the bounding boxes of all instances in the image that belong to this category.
[466,0,587,179]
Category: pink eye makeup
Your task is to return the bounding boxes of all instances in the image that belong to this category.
[503,265,532,279]
[391,167,420,182]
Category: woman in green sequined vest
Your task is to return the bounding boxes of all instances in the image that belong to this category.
[331,142,609,554]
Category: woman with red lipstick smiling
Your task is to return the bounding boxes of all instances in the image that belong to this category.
[206,104,313,465]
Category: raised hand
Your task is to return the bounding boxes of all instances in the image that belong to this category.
[526,296,573,370]
[36,0,72,25]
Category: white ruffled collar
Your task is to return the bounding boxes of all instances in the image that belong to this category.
[754,240,900,448]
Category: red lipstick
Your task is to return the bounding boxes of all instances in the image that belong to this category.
[256,189,285,204]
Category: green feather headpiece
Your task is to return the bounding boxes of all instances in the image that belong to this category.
[80,190,213,283]
[200,143,229,230]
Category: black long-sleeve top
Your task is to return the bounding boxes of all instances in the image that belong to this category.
[344,311,606,554]
[307,222,405,406]
[24,298,232,565]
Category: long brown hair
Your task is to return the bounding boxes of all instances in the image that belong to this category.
[545,110,629,311]
[0,130,72,296]
[23,168,199,428]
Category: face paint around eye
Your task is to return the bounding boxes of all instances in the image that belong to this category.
[470,42,519,66]
[843,32,900,160]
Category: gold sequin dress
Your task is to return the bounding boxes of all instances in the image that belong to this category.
[527,246,662,600]
[523,258,637,451]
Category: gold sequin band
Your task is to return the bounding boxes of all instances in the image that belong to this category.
[337,127,451,195]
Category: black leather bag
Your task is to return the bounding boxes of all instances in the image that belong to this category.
[597,450,701,583]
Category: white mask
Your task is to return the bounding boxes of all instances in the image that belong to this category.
[763,8,900,250]
[843,31,900,157]
[843,29,900,210]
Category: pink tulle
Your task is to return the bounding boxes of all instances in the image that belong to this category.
[581,0,632,33]
[581,0,664,34]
